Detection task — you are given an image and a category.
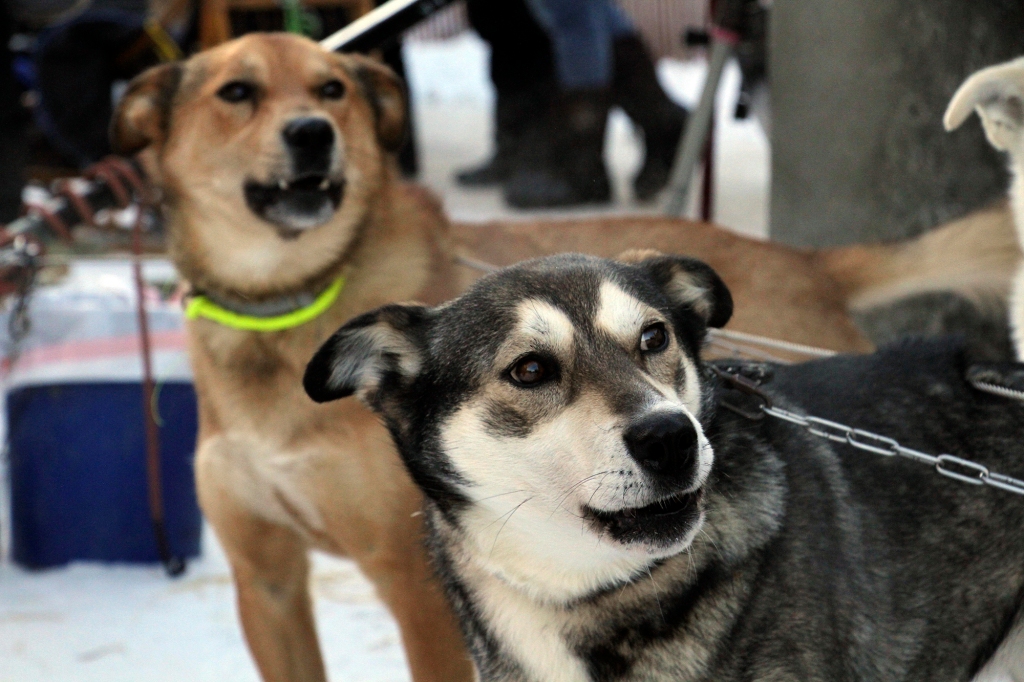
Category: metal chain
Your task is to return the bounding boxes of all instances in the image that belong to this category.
[761,403,1024,495]
[713,367,1024,497]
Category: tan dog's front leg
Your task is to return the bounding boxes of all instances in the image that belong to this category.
[359,542,476,682]
[205,490,326,682]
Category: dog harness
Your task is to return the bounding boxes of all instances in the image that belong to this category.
[185,277,345,332]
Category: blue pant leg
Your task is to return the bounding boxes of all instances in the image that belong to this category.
[524,0,623,89]
[604,1,635,37]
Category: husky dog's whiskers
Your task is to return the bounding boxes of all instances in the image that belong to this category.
[489,498,534,557]
[552,470,615,519]
[645,563,666,625]
[475,489,531,504]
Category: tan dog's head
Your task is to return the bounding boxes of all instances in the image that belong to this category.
[112,33,405,296]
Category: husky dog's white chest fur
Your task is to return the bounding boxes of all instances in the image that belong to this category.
[467,563,591,682]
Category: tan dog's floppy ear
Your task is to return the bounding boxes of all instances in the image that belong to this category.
[304,303,431,406]
[622,250,734,329]
[944,57,1024,152]
[345,53,407,152]
[110,62,183,156]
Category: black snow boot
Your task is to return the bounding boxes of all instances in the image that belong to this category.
[458,0,555,187]
[503,89,612,209]
[456,82,552,187]
[612,34,689,202]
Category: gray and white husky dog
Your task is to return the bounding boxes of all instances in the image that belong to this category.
[304,252,1024,682]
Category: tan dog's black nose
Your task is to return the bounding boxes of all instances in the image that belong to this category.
[624,413,698,482]
[283,117,335,175]
[284,117,334,151]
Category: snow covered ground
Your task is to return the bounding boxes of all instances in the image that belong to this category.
[0,32,770,682]
[0,526,411,682]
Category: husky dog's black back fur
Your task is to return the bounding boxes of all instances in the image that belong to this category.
[703,338,1024,680]
[305,254,1024,681]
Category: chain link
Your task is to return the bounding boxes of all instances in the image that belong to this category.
[759,404,1024,496]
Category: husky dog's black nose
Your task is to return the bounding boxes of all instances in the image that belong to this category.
[624,412,699,481]
[283,117,334,173]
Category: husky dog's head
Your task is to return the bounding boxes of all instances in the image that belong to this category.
[304,253,732,601]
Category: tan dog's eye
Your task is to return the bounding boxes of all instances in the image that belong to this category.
[509,355,555,387]
[639,323,668,353]
[217,81,256,103]
[319,79,346,100]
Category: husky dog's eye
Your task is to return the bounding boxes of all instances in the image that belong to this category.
[639,323,668,353]
[217,80,256,103]
[509,355,553,387]
[319,79,346,100]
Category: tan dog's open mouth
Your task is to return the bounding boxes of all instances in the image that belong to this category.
[244,174,345,235]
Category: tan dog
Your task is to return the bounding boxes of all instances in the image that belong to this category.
[113,34,473,682]
[112,33,1020,682]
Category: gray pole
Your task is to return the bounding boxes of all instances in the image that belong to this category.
[664,39,733,217]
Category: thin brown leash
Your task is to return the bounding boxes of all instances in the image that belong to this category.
[108,157,187,577]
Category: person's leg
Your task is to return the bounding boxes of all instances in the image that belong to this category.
[503,0,613,207]
[559,0,692,202]
[502,86,611,208]
[611,31,689,201]
[525,0,690,202]
[456,0,555,187]
[523,0,612,89]
[604,1,635,38]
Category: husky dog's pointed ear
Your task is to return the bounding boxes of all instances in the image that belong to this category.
[304,304,430,405]
[340,53,407,152]
[945,57,1024,153]
[620,249,733,329]
[111,62,183,156]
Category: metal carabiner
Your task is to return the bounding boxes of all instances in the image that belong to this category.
[712,366,773,420]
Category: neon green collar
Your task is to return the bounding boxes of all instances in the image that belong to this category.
[185,277,345,332]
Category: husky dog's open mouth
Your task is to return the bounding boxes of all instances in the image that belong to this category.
[584,489,704,547]
[244,174,345,234]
